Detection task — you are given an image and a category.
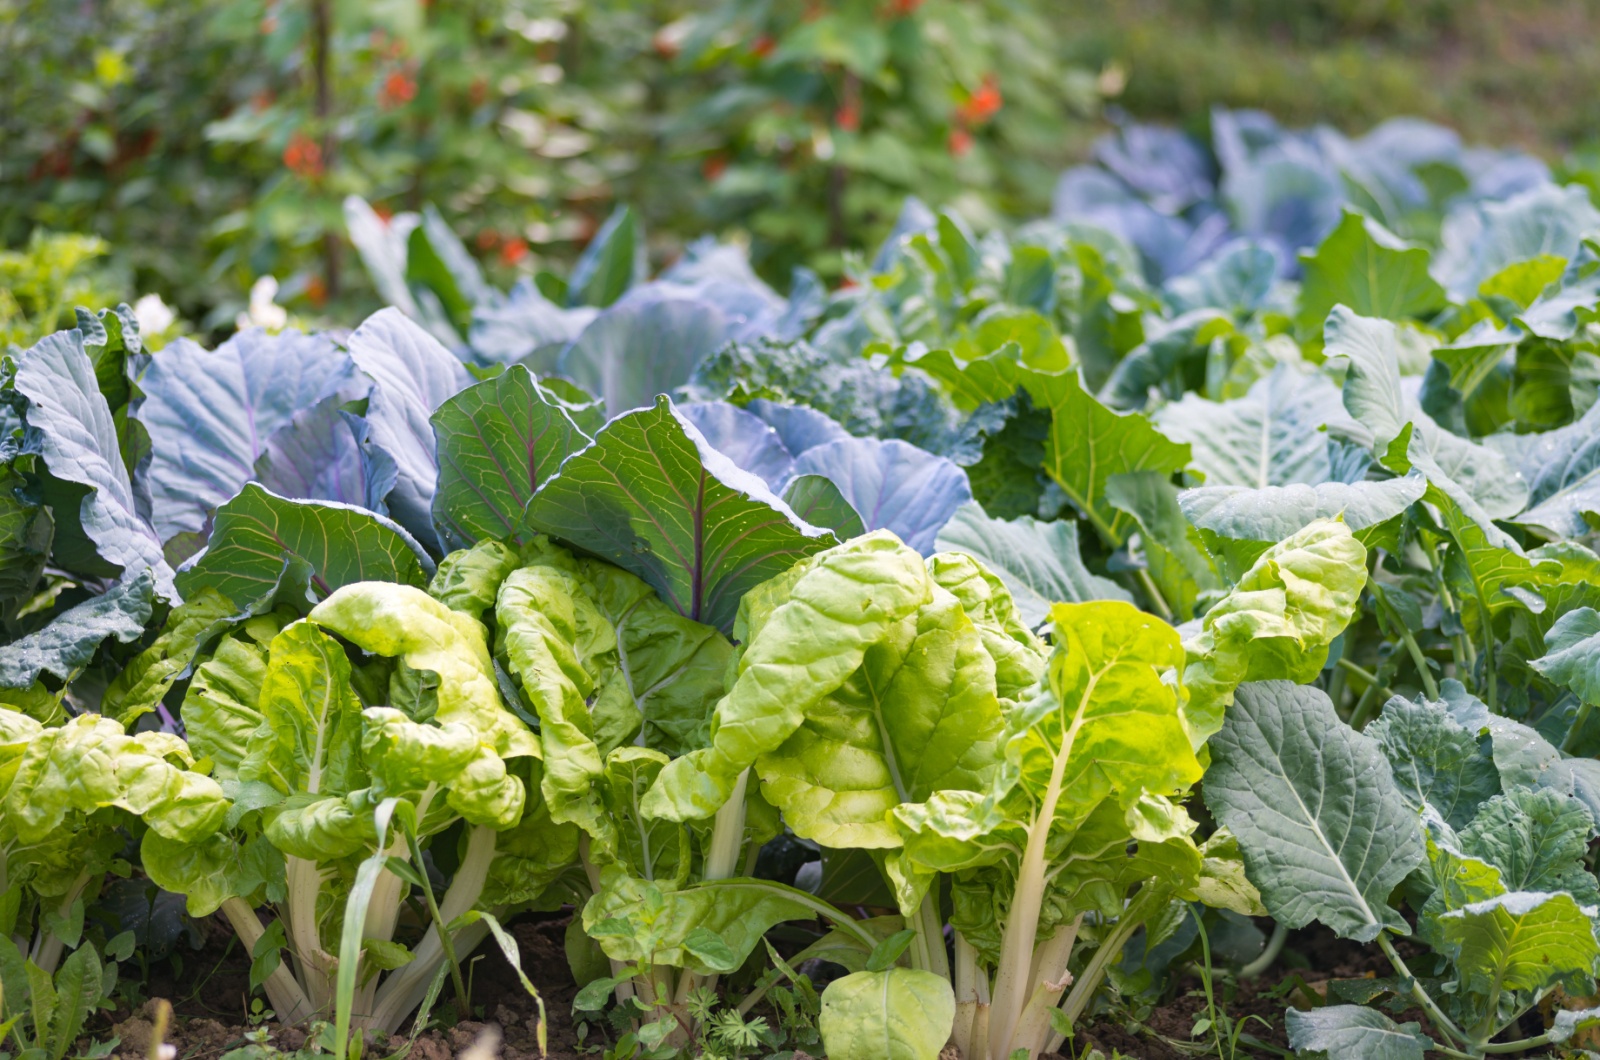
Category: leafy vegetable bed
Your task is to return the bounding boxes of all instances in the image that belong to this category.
[8,111,1600,1060]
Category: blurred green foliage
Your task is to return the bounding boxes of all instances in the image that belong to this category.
[0,0,1105,331]
[1060,0,1600,153]
[8,0,1600,340]
[0,233,127,351]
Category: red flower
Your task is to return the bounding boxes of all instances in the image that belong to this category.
[957,75,1002,126]
[750,34,775,58]
[884,0,923,15]
[835,101,860,132]
[947,128,973,157]
[380,70,417,109]
[283,133,324,178]
[703,154,729,181]
[499,238,529,266]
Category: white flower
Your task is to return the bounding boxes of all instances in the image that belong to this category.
[237,276,289,332]
[132,293,176,337]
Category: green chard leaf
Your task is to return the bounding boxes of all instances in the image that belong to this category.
[1181,517,1367,745]
[818,967,955,1060]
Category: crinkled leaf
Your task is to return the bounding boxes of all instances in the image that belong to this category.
[309,582,537,762]
[1459,787,1600,904]
[240,620,364,799]
[644,532,930,821]
[495,561,612,840]
[1368,694,1500,831]
[99,586,250,725]
[427,539,520,618]
[1015,601,1198,822]
[582,867,832,975]
[4,711,228,846]
[578,560,732,757]
[1181,518,1368,745]
[141,829,284,917]
[756,559,1023,849]
[0,571,153,688]
[1196,829,1267,917]
[181,616,283,784]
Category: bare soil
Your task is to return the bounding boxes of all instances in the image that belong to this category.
[90,917,1559,1060]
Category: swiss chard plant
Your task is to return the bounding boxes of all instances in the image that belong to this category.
[13,99,1600,1060]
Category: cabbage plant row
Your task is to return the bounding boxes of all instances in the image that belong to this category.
[6,114,1600,1060]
